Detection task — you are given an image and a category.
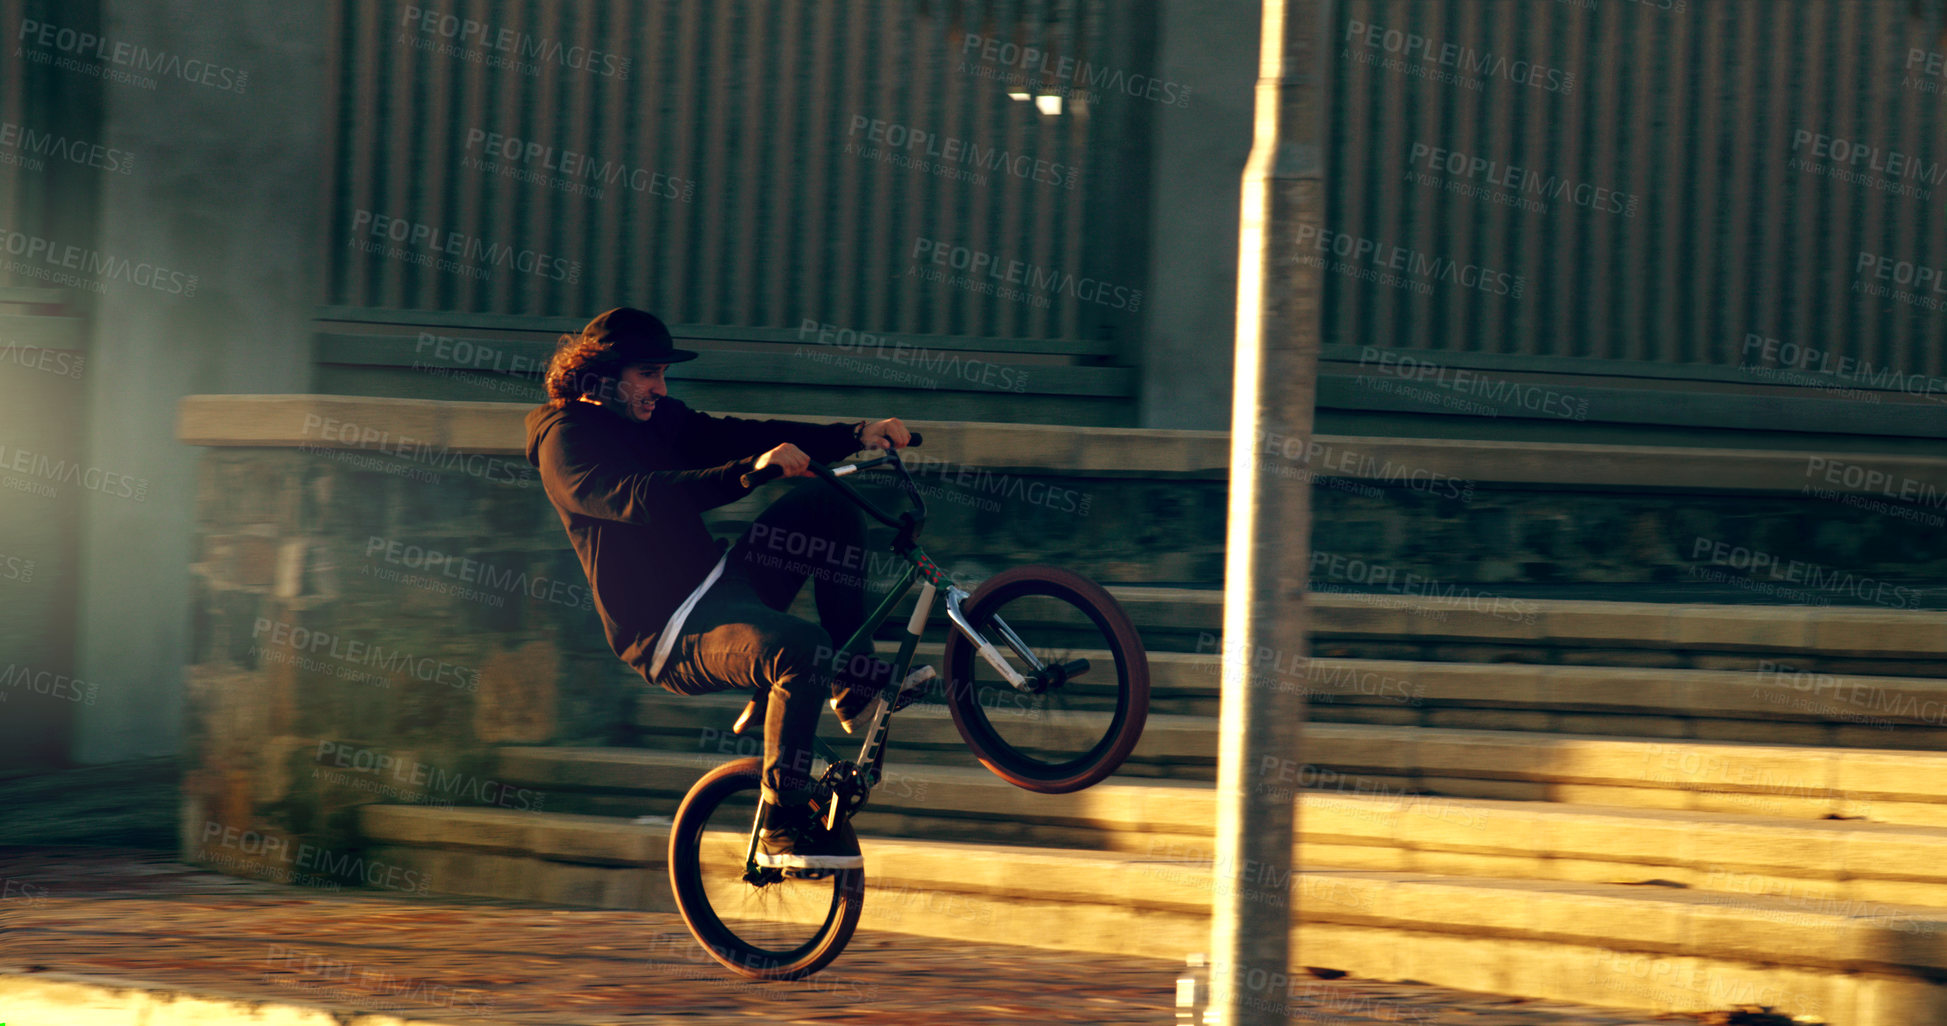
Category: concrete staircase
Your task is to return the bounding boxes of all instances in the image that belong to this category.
[356,586,1947,1025]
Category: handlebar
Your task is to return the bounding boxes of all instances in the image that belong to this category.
[738,431,923,490]
[737,434,929,534]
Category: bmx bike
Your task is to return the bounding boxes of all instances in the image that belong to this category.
[666,436,1150,979]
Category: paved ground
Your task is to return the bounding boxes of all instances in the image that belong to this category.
[0,847,1769,1026]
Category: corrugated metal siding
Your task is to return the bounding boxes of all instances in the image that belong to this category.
[1329,0,1947,380]
[0,0,106,293]
[325,0,1151,350]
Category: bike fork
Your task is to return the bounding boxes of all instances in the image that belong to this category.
[944,585,1044,690]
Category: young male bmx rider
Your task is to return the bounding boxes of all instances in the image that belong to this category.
[523,307,920,871]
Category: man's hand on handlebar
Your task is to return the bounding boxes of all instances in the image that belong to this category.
[860,418,911,451]
[754,443,814,479]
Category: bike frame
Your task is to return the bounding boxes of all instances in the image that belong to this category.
[737,448,1052,869]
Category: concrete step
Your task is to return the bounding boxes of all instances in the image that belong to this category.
[492,746,1947,910]
[356,802,1947,1025]
[1107,588,1947,667]
[550,715,1947,826]
[824,586,1947,676]
[631,642,1947,745]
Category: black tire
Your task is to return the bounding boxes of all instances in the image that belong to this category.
[666,757,864,979]
[942,566,1150,793]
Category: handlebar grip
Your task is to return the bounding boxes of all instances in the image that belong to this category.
[906,431,923,447]
[739,463,786,489]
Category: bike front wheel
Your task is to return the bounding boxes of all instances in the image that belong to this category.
[666,757,864,980]
[942,566,1150,793]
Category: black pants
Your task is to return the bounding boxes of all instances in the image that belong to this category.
[655,480,896,806]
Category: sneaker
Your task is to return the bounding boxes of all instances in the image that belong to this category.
[754,804,862,872]
[831,664,936,735]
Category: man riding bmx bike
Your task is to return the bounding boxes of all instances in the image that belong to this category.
[523,307,920,872]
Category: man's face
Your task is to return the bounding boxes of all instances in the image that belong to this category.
[593,363,668,422]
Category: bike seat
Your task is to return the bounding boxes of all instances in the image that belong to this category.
[732,694,765,735]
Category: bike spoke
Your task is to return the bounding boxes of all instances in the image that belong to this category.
[691,789,840,956]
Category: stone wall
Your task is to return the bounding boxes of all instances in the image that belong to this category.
[831,473,1947,609]
[181,445,616,888]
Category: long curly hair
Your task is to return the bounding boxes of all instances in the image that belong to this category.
[542,331,665,408]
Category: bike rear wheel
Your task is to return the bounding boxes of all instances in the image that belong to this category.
[942,566,1149,793]
[666,757,864,979]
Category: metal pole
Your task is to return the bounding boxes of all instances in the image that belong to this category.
[1211,0,1327,1021]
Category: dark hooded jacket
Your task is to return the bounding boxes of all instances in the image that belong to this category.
[523,396,860,674]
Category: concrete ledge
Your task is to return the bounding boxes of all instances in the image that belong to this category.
[176,394,1947,492]
[0,971,471,1026]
